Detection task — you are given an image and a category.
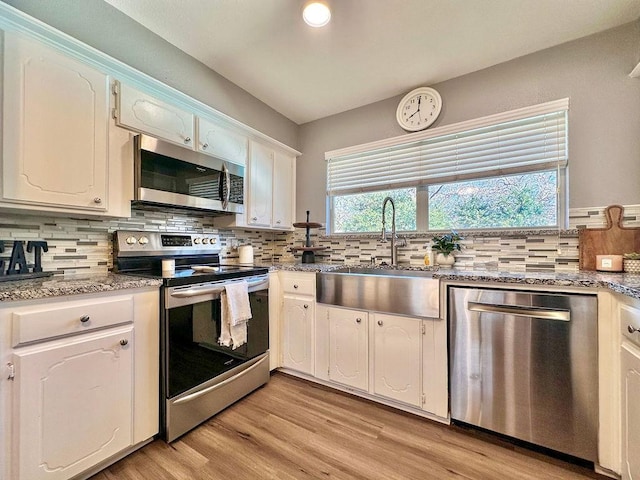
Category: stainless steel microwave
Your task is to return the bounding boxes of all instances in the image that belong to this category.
[134,134,244,214]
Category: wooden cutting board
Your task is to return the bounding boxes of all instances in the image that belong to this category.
[579,205,640,270]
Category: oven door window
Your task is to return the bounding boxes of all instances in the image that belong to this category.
[166,291,268,398]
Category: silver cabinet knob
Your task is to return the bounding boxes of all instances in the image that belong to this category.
[252,217,258,221]
[276,220,281,224]
[202,143,209,149]
[293,284,299,289]
[303,304,309,309]
[93,197,102,204]
[628,325,639,334]
[80,315,90,323]
[120,339,129,346]
[377,320,383,326]
[356,318,362,323]
[184,137,191,144]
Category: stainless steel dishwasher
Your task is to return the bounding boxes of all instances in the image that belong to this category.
[449,287,598,462]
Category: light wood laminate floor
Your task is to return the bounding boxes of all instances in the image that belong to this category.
[92,372,606,480]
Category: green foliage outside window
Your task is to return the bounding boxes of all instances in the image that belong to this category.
[333,189,416,233]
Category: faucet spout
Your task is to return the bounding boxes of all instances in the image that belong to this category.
[381,196,399,265]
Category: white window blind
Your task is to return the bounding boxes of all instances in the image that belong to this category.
[327,100,568,195]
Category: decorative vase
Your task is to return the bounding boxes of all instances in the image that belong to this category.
[435,253,455,268]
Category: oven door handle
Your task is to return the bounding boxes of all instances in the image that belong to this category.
[172,355,267,405]
[170,277,269,298]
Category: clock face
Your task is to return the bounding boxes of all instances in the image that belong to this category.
[396,87,442,132]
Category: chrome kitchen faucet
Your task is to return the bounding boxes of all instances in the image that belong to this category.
[381,196,406,266]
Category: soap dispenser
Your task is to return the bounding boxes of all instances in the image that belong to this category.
[424,244,433,266]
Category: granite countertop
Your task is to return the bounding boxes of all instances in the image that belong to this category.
[268,262,640,300]
[0,273,162,303]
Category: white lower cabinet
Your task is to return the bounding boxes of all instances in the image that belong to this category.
[328,307,368,391]
[13,327,133,480]
[372,313,422,407]
[0,289,159,480]
[620,300,640,480]
[621,341,640,480]
[282,296,315,375]
[313,303,447,418]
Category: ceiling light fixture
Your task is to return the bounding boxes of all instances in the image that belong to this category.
[303,1,331,28]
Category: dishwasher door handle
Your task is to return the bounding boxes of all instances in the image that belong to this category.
[467,301,570,321]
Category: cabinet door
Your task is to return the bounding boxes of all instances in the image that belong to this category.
[197,117,248,165]
[328,308,368,391]
[13,327,133,480]
[272,151,295,229]
[422,318,448,418]
[373,313,422,407]
[622,341,640,480]
[282,296,314,374]
[116,82,194,148]
[247,141,274,227]
[3,33,108,211]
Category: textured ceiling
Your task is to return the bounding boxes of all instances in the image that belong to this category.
[104,0,640,124]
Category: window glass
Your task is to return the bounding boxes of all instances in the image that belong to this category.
[332,188,416,233]
[428,171,558,230]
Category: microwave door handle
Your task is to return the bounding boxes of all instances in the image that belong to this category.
[223,163,231,209]
[218,166,225,208]
[218,163,231,210]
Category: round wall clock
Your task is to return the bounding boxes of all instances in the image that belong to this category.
[396,87,442,132]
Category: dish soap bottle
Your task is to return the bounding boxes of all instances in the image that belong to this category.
[424,245,433,266]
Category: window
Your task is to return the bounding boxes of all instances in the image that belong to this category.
[326,99,568,233]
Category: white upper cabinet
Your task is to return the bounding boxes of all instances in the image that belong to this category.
[272,151,295,229]
[197,117,248,165]
[115,82,195,148]
[2,33,109,212]
[247,141,274,227]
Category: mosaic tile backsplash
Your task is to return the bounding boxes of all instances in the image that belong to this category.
[0,204,639,276]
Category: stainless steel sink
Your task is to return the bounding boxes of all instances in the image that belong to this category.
[326,267,434,278]
[316,267,439,318]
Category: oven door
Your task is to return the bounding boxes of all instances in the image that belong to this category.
[134,134,244,213]
[161,275,270,441]
[163,276,269,399]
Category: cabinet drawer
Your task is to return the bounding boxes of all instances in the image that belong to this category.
[12,295,134,346]
[280,273,315,296]
[621,303,640,348]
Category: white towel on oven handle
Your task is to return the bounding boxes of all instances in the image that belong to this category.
[219,280,252,349]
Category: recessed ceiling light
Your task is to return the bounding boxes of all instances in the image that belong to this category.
[303,1,331,28]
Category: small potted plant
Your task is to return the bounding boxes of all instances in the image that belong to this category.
[432,231,463,268]
[623,252,640,273]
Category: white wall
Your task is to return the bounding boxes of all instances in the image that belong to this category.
[297,20,640,222]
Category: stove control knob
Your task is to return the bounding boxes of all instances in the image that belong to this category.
[125,236,137,245]
[202,238,210,245]
[193,237,201,244]
[209,238,217,244]
[138,236,149,245]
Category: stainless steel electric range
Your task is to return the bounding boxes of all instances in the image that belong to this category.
[114,230,270,442]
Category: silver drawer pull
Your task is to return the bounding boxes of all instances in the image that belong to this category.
[467,302,570,322]
[356,318,362,323]
[119,339,129,346]
[303,304,309,309]
[377,320,383,326]
[80,315,90,323]
[628,325,639,334]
